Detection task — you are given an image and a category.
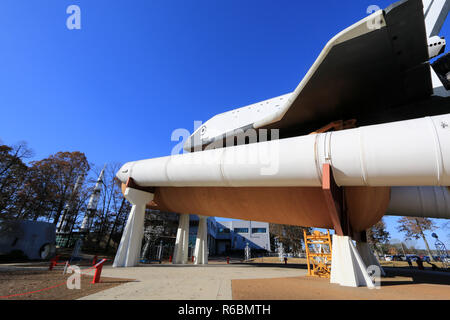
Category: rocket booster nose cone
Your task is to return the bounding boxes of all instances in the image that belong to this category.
[116,162,134,183]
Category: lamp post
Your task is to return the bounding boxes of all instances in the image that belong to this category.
[432,233,449,269]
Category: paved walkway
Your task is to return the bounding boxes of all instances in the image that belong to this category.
[79,263,307,300]
[232,267,450,300]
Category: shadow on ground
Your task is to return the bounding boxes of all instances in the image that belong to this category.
[382,267,450,287]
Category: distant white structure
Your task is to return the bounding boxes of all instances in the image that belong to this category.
[277,241,284,262]
[244,242,251,261]
[80,166,105,232]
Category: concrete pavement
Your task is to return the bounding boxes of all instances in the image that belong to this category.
[79,263,307,300]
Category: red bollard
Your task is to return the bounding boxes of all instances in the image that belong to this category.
[192,255,195,262]
[49,255,59,271]
[92,259,107,284]
[226,257,230,264]
[92,255,98,265]
[169,255,172,263]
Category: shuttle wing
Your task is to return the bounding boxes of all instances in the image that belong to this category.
[259,0,432,131]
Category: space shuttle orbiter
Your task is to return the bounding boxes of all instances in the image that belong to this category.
[114,0,449,286]
[184,0,449,152]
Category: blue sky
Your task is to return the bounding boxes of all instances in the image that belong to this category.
[0,0,448,248]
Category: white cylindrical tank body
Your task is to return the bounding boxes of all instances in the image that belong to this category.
[387,186,450,219]
[117,113,450,188]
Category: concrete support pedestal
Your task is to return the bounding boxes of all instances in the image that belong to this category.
[194,216,208,265]
[356,241,386,277]
[113,188,154,268]
[330,234,375,288]
[173,214,190,264]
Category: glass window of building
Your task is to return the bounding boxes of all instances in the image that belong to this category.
[234,228,249,233]
[251,228,267,233]
[218,227,230,233]
[189,220,199,227]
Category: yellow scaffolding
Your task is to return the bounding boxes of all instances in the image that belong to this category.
[303,230,332,278]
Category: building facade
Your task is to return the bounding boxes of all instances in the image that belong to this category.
[214,220,271,255]
[141,210,271,260]
[189,216,271,255]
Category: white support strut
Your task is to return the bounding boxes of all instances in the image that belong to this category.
[330,235,375,288]
[356,242,386,277]
[173,214,190,264]
[194,216,208,265]
[113,187,154,268]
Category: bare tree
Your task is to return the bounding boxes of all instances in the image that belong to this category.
[87,163,127,252]
[269,223,311,255]
[366,218,390,255]
[0,141,33,219]
[442,221,450,242]
[397,217,438,261]
[21,151,90,225]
